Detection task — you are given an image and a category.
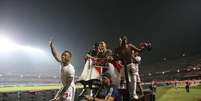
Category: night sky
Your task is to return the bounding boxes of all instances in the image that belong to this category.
[0,0,201,75]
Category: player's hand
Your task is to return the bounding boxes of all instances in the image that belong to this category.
[49,37,55,46]
[107,56,113,61]
[84,95,94,101]
[50,97,59,101]
[85,55,97,61]
[145,42,152,51]
[139,42,152,51]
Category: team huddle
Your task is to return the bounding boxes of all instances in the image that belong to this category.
[49,35,152,101]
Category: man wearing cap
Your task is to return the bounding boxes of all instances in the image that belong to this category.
[84,73,120,101]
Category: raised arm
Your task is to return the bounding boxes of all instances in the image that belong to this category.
[49,39,61,62]
[129,43,142,52]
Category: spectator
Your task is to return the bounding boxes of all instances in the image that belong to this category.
[84,73,120,101]
[185,80,190,93]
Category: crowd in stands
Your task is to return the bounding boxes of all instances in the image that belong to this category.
[141,55,201,82]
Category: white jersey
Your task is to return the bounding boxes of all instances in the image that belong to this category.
[60,63,75,101]
[60,64,75,84]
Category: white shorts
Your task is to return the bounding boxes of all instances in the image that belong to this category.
[127,63,141,82]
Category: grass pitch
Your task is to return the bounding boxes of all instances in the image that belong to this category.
[0,84,201,101]
[0,83,84,92]
[0,84,61,92]
[156,86,201,101]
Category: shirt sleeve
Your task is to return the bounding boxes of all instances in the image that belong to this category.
[107,86,119,99]
[68,64,75,78]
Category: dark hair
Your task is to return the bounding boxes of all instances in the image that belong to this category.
[120,35,128,41]
[62,50,72,57]
[94,42,99,48]
[102,73,112,83]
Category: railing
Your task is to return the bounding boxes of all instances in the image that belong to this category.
[0,89,155,101]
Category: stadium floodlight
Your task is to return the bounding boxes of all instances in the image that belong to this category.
[0,35,45,55]
[177,69,180,73]
[163,57,167,61]
[0,34,51,65]
[148,73,152,76]
[187,68,191,72]
[20,45,45,54]
[0,35,19,52]
[182,53,186,57]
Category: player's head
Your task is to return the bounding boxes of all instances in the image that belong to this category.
[119,35,128,45]
[94,42,100,50]
[61,50,72,64]
[99,41,107,52]
[101,73,112,86]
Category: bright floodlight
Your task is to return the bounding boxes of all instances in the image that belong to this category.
[20,45,45,54]
[0,35,45,55]
[0,35,18,52]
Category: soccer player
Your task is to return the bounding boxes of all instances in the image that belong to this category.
[114,35,144,99]
[49,39,75,101]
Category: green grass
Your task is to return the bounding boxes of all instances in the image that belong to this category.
[0,84,61,92]
[1,84,201,101]
[156,86,201,101]
[0,83,84,92]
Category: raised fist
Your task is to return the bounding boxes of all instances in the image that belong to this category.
[139,42,152,51]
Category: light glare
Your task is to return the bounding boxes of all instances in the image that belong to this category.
[0,35,45,54]
[0,35,19,52]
